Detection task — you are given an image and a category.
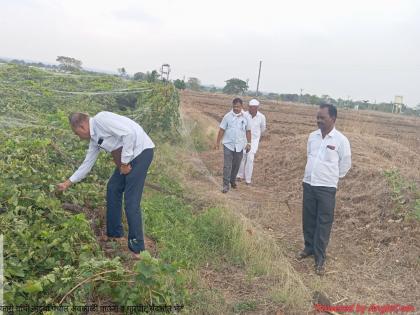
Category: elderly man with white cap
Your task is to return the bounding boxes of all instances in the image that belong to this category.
[237,99,266,185]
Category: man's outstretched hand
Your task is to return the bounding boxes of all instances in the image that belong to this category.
[57,179,72,191]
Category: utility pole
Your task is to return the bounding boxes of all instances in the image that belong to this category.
[299,88,304,103]
[256,60,262,97]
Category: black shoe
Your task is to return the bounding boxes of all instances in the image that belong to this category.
[221,186,229,193]
[296,250,313,261]
[315,263,325,276]
[231,182,237,189]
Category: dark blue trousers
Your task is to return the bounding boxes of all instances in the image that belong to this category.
[106,148,154,253]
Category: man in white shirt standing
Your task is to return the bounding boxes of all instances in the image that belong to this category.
[57,111,155,258]
[237,99,266,185]
[215,98,251,193]
[296,103,351,275]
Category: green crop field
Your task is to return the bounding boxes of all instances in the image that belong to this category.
[0,64,192,309]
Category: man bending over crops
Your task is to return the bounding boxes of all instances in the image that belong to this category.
[214,98,251,193]
[57,112,155,258]
[296,103,351,275]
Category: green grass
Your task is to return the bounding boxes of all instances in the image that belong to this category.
[233,300,258,313]
[384,169,420,220]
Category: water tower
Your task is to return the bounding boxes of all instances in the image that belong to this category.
[393,95,403,114]
[160,64,171,82]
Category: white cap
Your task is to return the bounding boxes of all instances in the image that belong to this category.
[249,99,260,106]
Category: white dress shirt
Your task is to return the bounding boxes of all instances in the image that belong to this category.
[244,111,266,153]
[219,110,251,152]
[303,127,351,188]
[69,111,155,183]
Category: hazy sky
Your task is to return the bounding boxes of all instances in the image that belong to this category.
[1,0,420,106]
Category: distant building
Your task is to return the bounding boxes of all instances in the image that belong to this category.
[393,95,403,114]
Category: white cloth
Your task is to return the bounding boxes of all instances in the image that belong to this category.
[249,99,260,106]
[219,110,251,152]
[238,151,256,183]
[69,111,155,183]
[303,127,351,188]
[237,111,266,183]
[245,111,266,150]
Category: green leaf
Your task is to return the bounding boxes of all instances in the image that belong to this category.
[8,268,25,277]
[136,262,154,278]
[22,280,43,293]
[45,273,56,283]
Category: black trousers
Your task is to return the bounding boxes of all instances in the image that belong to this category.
[302,182,336,265]
[223,145,243,187]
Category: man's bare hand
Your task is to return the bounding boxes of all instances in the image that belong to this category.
[120,164,132,175]
[245,143,251,153]
[214,143,220,150]
[57,179,72,191]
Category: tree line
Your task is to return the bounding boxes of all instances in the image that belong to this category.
[2,56,418,116]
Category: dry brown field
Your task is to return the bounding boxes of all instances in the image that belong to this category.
[181,90,420,313]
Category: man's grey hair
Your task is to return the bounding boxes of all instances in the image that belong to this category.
[68,112,89,127]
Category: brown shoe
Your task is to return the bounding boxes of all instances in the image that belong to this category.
[295,250,313,261]
[231,182,237,189]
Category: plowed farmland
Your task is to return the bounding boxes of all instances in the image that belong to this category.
[181,90,420,310]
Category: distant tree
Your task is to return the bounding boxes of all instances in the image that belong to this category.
[56,56,82,72]
[267,92,280,100]
[223,78,248,95]
[408,104,420,116]
[280,94,299,102]
[321,94,331,103]
[145,70,160,83]
[187,77,201,91]
[118,67,127,77]
[173,79,186,90]
[10,59,25,65]
[133,72,146,81]
[209,86,218,93]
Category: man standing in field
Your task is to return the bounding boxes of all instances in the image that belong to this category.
[237,99,266,185]
[215,98,251,193]
[57,111,155,258]
[297,103,351,275]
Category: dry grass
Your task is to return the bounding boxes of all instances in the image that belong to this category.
[179,93,313,314]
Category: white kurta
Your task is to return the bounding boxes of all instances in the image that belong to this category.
[237,111,266,183]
